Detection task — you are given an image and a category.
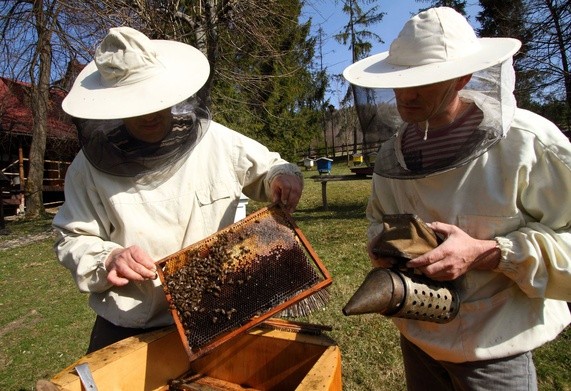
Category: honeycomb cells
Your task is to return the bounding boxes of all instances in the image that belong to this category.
[162,208,322,351]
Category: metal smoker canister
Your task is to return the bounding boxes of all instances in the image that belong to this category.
[343,267,459,323]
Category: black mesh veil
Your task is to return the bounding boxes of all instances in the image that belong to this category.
[351,86,403,144]
[73,96,210,179]
[350,61,516,179]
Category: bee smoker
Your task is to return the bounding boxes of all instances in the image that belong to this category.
[342,214,460,324]
[342,267,459,323]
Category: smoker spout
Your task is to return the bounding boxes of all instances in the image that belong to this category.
[342,268,405,316]
[343,267,460,323]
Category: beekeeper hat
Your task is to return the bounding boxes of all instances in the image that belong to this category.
[343,7,521,88]
[62,26,210,119]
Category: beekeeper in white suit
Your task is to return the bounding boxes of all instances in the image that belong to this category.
[53,26,303,352]
[343,7,571,390]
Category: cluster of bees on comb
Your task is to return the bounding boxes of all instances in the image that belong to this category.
[162,215,318,350]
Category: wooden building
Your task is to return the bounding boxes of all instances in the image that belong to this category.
[0,75,80,215]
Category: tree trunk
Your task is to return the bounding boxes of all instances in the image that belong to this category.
[25,0,53,219]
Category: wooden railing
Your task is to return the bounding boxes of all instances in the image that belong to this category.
[1,158,72,213]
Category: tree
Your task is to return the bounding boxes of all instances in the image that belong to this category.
[415,0,467,15]
[67,0,324,157]
[206,0,325,159]
[313,25,333,157]
[334,0,385,154]
[476,0,570,129]
[0,0,90,219]
[24,0,54,219]
[522,0,570,129]
[477,0,535,108]
[1,0,323,217]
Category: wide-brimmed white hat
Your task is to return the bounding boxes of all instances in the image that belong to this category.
[62,26,210,120]
[343,7,521,88]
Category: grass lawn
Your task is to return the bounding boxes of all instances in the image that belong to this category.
[0,162,569,390]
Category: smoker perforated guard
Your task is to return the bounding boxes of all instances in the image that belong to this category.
[155,203,332,361]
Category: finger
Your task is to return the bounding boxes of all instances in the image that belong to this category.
[272,187,288,209]
[132,262,157,280]
[284,189,301,212]
[109,256,152,281]
[123,247,158,279]
[427,221,452,238]
[272,187,281,204]
[128,246,157,270]
[420,261,459,281]
[406,253,438,268]
[271,176,302,209]
[279,186,291,206]
[106,269,130,286]
[115,262,148,281]
[275,188,299,213]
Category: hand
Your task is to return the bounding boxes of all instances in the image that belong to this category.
[105,245,158,286]
[406,221,501,281]
[270,174,303,213]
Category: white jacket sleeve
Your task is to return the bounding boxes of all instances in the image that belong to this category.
[232,130,302,200]
[495,143,571,301]
[53,156,121,294]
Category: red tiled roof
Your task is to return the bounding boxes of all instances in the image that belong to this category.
[0,77,76,140]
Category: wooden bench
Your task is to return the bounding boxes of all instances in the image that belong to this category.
[312,174,372,210]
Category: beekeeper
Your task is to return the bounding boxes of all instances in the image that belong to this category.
[343,7,571,390]
[53,26,303,353]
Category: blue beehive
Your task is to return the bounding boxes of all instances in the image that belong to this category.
[316,157,333,174]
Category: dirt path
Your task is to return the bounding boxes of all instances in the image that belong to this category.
[0,229,55,250]
[0,208,58,250]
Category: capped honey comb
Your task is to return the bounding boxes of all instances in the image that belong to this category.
[156,203,332,361]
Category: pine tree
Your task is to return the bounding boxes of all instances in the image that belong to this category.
[210,0,325,160]
[335,0,385,154]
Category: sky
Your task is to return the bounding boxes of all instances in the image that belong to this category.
[301,0,482,104]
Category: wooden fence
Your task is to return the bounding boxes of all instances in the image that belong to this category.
[297,142,379,165]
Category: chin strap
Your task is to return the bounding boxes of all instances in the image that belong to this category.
[421,79,459,142]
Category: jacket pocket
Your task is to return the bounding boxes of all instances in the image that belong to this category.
[196,180,232,206]
[196,180,235,233]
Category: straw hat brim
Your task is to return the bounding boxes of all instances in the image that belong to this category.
[62,40,210,120]
[343,37,521,89]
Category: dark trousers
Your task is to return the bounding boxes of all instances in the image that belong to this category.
[87,315,163,353]
[400,335,537,391]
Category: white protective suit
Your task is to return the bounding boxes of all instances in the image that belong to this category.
[53,121,301,329]
[367,107,571,363]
